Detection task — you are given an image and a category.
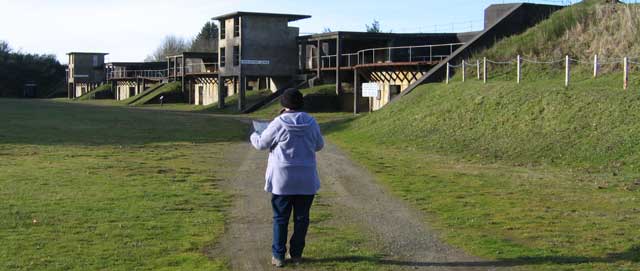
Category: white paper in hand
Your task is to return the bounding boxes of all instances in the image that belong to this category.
[252,121,270,135]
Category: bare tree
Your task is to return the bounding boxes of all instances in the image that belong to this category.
[145,35,192,62]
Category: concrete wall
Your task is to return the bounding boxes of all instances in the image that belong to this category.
[193,79,239,106]
[74,83,98,97]
[368,70,426,110]
[218,15,299,77]
[115,80,141,101]
[484,4,521,29]
[193,81,218,106]
[68,54,106,84]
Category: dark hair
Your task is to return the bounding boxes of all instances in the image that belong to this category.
[280,88,304,110]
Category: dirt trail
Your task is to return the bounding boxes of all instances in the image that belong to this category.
[216,141,501,271]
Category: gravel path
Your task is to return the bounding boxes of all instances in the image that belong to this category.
[215,141,502,271]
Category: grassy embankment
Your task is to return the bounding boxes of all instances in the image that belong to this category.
[326,1,640,270]
[0,99,245,270]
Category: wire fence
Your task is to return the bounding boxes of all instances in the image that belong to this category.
[445,54,640,90]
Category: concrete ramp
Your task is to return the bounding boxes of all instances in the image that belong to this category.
[395,3,563,100]
[124,83,165,105]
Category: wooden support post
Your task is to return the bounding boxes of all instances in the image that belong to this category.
[565,55,570,88]
[446,62,450,84]
[173,57,177,79]
[316,40,321,78]
[182,56,188,103]
[517,55,521,84]
[353,70,359,115]
[483,57,487,84]
[217,75,225,109]
[238,75,246,111]
[593,54,599,78]
[336,35,341,95]
[462,60,466,82]
[624,57,629,90]
[477,60,481,80]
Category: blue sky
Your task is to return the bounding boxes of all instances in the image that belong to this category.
[0,0,584,63]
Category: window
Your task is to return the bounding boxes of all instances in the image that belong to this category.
[220,21,226,39]
[92,55,99,67]
[220,47,226,67]
[233,17,240,37]
[233,46,240,66]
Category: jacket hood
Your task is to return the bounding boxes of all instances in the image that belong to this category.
[277,112,314,133]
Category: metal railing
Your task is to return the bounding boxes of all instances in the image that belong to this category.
[107,69,167,80]
[310,43,465,69]
[109,62,219,80]
[168,62,219,77]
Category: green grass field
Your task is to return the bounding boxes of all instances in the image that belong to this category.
[326,74,640,270]
[0,98,381,270]
[0,99,245,270]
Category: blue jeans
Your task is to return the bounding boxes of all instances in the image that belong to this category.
[271,194,315,260]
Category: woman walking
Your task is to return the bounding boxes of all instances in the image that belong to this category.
[250,88,324,267]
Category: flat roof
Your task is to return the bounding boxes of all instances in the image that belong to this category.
[300,31,473,41]
[166,52,218,58]
[67,52,109,55]
[107,61,165,66]
[213,11,310,22]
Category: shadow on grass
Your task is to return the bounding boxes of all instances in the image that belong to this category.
[0,99,249,146]
[303,245,640,267]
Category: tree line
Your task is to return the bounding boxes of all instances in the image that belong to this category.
[145,21,219,62]
[0,41,65,98]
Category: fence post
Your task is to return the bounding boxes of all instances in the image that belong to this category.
[446,62,450,85]
[483,57,487,84]
[517,55,522,84]
[409,48,412,62]
[624,57,629,90]
[565,55,570,88]
[593,54,599,78]
[462,60,466,82]
[477,60,481,80]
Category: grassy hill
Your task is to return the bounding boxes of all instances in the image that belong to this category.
[326,1,640,270]
[481,0,640,77]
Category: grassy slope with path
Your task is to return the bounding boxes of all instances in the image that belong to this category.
[0,99,245,270]
[325,1,640,270]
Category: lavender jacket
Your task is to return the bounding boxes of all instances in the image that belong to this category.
[250,112,324,195]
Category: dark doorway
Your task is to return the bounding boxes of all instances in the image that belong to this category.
[129,86,135,98]
[198,86,204,105]
[389,85,401,99]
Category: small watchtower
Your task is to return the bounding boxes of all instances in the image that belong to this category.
[66,52,108,99]
[212,11,310,110]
